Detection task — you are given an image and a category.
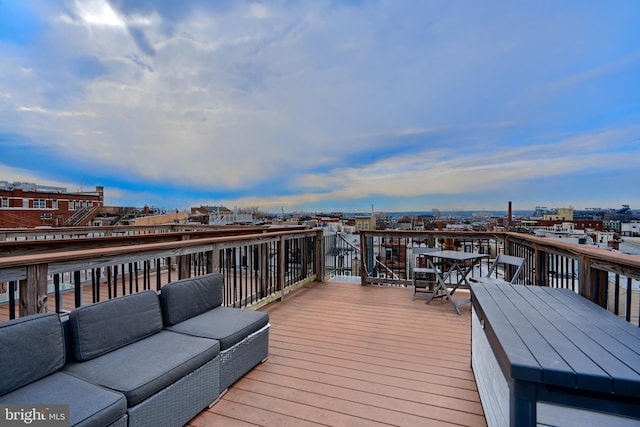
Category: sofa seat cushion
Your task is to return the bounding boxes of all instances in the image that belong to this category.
[0,313,65,396]
[0,371,127,427]
[69,291,164,362]
[167,307,269,351]
[64,330,219,407]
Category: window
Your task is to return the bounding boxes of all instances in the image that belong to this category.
[34,199,46,209]
[52,199,58,209]
[1,197,7,208]
[23,198,29,208]
[68,201,75,211]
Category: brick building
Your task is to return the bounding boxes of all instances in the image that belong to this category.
[0,181,104,228]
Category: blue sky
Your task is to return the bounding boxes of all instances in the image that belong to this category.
[1,1,639,213]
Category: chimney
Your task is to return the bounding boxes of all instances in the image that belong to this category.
[508,201,513,226]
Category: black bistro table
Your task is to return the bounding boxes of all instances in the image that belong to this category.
[422,250,488,315]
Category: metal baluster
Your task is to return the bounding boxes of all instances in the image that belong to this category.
[9,280,16,320]
[156,258,161,291]
[74,271,81,308]
[113,265,118,298]
[54,274,61,313]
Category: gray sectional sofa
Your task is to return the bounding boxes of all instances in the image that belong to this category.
[0,313,128,427]
[63,290,221,427]
[0,272,269,427]
[159,273,270,393]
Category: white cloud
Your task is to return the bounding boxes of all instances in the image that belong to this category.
[1,1,638,211]
[75,0,124,27]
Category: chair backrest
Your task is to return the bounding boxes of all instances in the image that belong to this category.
[486,254,526,284]
[411,247,439,269]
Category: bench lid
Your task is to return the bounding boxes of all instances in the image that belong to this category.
[470,283,640,398]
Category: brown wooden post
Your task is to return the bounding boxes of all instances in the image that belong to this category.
[178,235,191,279]
[19,263,49,316]
[360,232,367,286]
[594,269,608,308]
[503,236,511,256]
[502,236,512,282]
[278,236,286,301]
[578,255,593,301]
[178,254,190,279]
[209,243,220,274]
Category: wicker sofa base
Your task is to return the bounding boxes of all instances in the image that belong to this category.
[220,324,270,392]
[127,355,220,427]
[107,415,128,427]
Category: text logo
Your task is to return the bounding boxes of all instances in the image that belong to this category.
[1,405,68,426]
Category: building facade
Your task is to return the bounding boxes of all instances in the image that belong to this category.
[0,181,104,228]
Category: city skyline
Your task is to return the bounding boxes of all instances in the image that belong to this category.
[1,1,639,213]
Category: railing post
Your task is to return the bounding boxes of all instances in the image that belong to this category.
[178,254,190,279]
[595,269,608,308]
[210,244,220,273]
[578,255,593,301]
[179,235,191,279]
[19,263,49,316]
[360,232,367,286]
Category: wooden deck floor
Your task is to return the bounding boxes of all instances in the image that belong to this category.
[189,281,486,427]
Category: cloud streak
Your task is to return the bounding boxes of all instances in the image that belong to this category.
[0,0,639,213]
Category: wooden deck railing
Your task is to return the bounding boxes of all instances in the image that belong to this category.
[2,227,639,326]
[355,230,640,326]
[0,227,322,320]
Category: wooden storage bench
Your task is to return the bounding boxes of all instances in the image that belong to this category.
[470,282,640,427]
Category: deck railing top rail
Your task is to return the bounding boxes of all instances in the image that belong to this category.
[0,228,318,274]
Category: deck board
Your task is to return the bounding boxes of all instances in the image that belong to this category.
[189,281,486,426]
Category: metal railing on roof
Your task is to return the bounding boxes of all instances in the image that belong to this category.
[352,230,640,326]
[0,228,322,320]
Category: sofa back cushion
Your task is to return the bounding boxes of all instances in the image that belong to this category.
[69,291,163,361]
[0,313,65,396]
[160,273,223,326]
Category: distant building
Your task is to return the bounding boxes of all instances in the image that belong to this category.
[0,181,104,228]
[355,214,376,232]
[621,221,640,237]
[190,205,232,216]
[535,220,604,232]
[543,207,574,221]
[133,212,188,226]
